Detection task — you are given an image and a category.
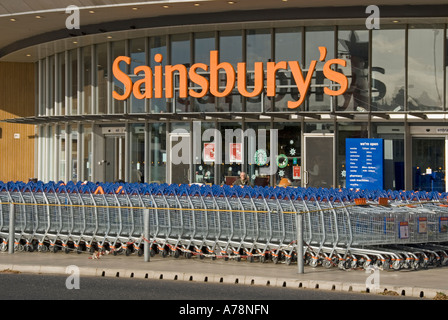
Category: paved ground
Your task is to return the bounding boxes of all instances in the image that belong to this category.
[1,251,448,299]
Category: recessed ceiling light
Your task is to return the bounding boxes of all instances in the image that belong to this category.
[162,5,170,8]
[73,41,78,44]
[227,1,236,4]
[194,3,200,6]
[392,20,400,23]
[89,10,95,14]
[26,54,31,57]
[35,15,42,19]
[132,7,138,10]
[107,36,113,39]
[10,18,16,22]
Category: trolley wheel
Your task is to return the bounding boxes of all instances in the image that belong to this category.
[161,250,168,258]
[247,255,254,263]
[322,259,332,269]
[65,247,70,254]
[285,257,292,265]
[185,252,192,259]
[77,247,83,254]
[150,249,156,257]
[272,257,279,264]
[126,247,132,256]
[174,250,180,258]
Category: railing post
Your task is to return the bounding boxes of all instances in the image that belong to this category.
[9,203,15,254]
[297,212,304,274]
[144,208,150,262]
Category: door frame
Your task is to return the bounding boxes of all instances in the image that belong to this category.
[168,132,191,184]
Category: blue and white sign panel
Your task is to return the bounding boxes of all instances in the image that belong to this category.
[346,138,384,190]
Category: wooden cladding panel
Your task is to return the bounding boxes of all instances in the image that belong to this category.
[0,62,35,182]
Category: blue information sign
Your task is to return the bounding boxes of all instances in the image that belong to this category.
[346,138,384,190]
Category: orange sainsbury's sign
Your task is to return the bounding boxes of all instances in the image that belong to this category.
[112,47,348,109]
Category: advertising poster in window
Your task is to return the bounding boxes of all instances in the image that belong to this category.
[229,143,242,163]
[203,143,215,162]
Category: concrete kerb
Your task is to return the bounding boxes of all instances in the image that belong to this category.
[0,263,444,299]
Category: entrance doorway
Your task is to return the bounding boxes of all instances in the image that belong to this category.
[168,133,190,184]
[412,137,446,192]
[104,135,126,182]
[303,134,334,188]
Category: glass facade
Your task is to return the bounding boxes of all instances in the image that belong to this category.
[32,24,448,192]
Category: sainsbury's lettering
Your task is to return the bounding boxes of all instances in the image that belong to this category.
[112,48,348,109]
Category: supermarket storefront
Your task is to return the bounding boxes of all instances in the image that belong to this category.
[3,3,448,191]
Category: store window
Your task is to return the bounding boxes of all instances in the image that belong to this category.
[193,32,216,112]
[245,122,271,187]
[130,123,145,183]
[218,30,243,112]
[149,36,167,113]
[96,43,108,114]
[82,124,92,181]
[372,123,404,190]
[69,49,78,115]
[130,38,147,113]
[371,27,405,112]
[83,46,92,115]
[337,27,369,112]
[194,121,215,184]
[305,27,335,112]
[412,137,445,192]
[275,122,301,187]
[408,25,444,111]
[150,122,166,183]
[246,29,271,113]
[170,33,191,113]
[274,27,302,112]
[219,122,242,184]
[336,122,368,188]
[112,40,126,114]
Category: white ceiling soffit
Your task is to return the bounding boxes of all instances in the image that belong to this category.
[0,0,447,62]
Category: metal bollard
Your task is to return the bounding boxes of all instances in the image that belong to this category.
[9,203,15,254]
[143,208,150,262]
[297,213,304,274]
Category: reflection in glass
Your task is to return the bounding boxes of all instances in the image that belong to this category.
[130,38,146,113]
[130,124,145,182]
[193,32,215,112]
[337,28,369,112]
[412,138,445,192]
[58,52,66,115]
[112,40,126,113]
[171,33,191,113]
[245,122,270,187]
[70,49,78,115]
[274,27,302,112]
[246,29,271,112]
[151,122,166,183]
[96,43,108,114]
[194,122,215,184]
[83,46,92,114]
[83,124,92,181]
[408,26,444,111]
[219,122,242,184]
[150,36,167,113]
[218,30,242,112]
[275,122,301,186]
[371,28,405,112]
[306,27,334,112]
[372,123,404,190]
